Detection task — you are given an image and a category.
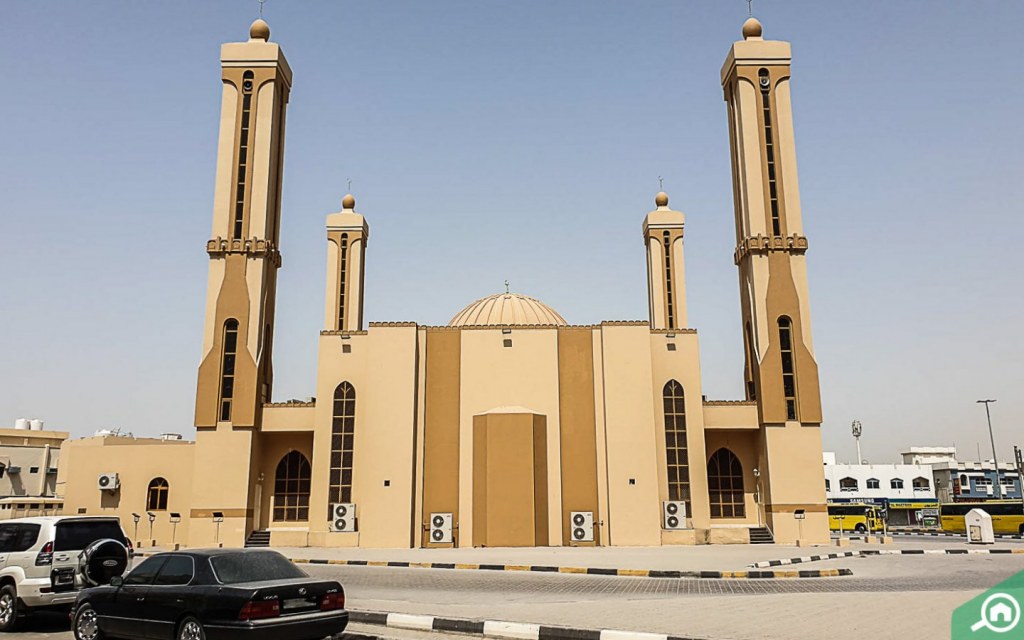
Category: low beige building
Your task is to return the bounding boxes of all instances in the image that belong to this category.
[61,16,830,549]
[0,425,66,515]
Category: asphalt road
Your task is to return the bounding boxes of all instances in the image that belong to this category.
[10,554,1024,640]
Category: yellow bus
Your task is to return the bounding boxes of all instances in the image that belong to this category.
[828,503,885,534]
[940,501,1024,536]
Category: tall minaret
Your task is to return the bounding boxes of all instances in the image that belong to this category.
[191,19,292,546]
[643,191,687,330]
[721,17,827,542]
[323,194,369,332]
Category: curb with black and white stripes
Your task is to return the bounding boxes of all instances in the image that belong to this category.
[748,551,858,568]
[350,610,703,640]
[887,530,1024,540]
[750,547,1024,567]
[293,557,850,579]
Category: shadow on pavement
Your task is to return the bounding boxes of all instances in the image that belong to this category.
[19,610,71,634]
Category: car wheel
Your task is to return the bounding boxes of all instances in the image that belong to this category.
[73,604,104,640]
[854,524,867,534]
[0,585,20,632]
[178,616,206,640]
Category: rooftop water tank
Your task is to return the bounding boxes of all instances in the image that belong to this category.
[29,419,44,431]
[14,419,30,430]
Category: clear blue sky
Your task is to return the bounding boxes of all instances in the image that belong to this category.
[2,1,1021,464]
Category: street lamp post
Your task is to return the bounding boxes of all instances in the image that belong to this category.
[851,420,863,464]
[977,400,1002,499]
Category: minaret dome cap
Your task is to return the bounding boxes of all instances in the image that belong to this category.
[341,194,356,210]
[655,191,669,208]
[250,19,271,41]
[742,17,763,40]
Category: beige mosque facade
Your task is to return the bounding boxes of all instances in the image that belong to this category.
[58,16,830,549]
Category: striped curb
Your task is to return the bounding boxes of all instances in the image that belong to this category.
[348,610,706,640]
[748,551,858,568]
[887,530,1024,540]
[291,557,852,579]
[860,548,1024,556]
[751,547,1024,567]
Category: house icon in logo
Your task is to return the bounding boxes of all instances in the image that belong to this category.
[989,601,1014,624]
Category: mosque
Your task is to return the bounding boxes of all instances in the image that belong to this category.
[58,15,830,548]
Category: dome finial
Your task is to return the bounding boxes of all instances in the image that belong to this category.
[742,16,763,40]
[250,18,271,41]
[655,191,669,208]
[341,193,356,211]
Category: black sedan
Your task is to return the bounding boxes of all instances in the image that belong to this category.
[71,549,347,640]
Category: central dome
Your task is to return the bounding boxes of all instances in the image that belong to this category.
[448,292,567,327]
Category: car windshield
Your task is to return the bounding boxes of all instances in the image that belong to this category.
[210,551,307,584]
[54,520,125,552]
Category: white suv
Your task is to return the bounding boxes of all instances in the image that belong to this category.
[0,516,131,631]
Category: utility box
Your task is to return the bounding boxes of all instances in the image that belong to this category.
[966,508,995,544]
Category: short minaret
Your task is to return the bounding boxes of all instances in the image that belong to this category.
[721,17,827,544]
[190,19,292,547]
[643,191,687,330]
[323,194,369,331]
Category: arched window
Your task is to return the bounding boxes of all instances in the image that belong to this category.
[891,478,904,490]
[708,448,745,518]
[839,477,858,492]
[866,478,880,490]
[662,381,690,508]
[337,234,349,330]
[912,477,930,491]
[233,70,255,240]
[329,382,356,512]
[663,231,675,329]
[273,451,310,522]
[219,319,239,422]
[778,317,798,421]
[758,67,781,237]
[744,322,756,400]
[146,478,169,511]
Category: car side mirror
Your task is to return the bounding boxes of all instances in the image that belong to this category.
[110,575,123,587]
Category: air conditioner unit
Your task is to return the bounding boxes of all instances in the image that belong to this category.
[429,512,453,544]
[97,473,119,491]
[329,503,356,532]
[570,511,594,542]
[663,501,687,529]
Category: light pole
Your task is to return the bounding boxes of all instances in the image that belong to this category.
[851,420,863,464]
[753,468,762,527]
[977,400,1002,499]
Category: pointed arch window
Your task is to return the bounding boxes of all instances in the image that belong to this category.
[708,448,745,518]
[273,451,310,522]
[778,317,798,420]
[146,478,169,511]
[329,382,356,511]
[662,380,690,509]
[219,319,239,422]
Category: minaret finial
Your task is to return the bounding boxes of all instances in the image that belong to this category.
[347,178,352,193]
[258,0,266,18]
[504,280,510,295]
[658,176,664,191]
[746,0,753,17]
